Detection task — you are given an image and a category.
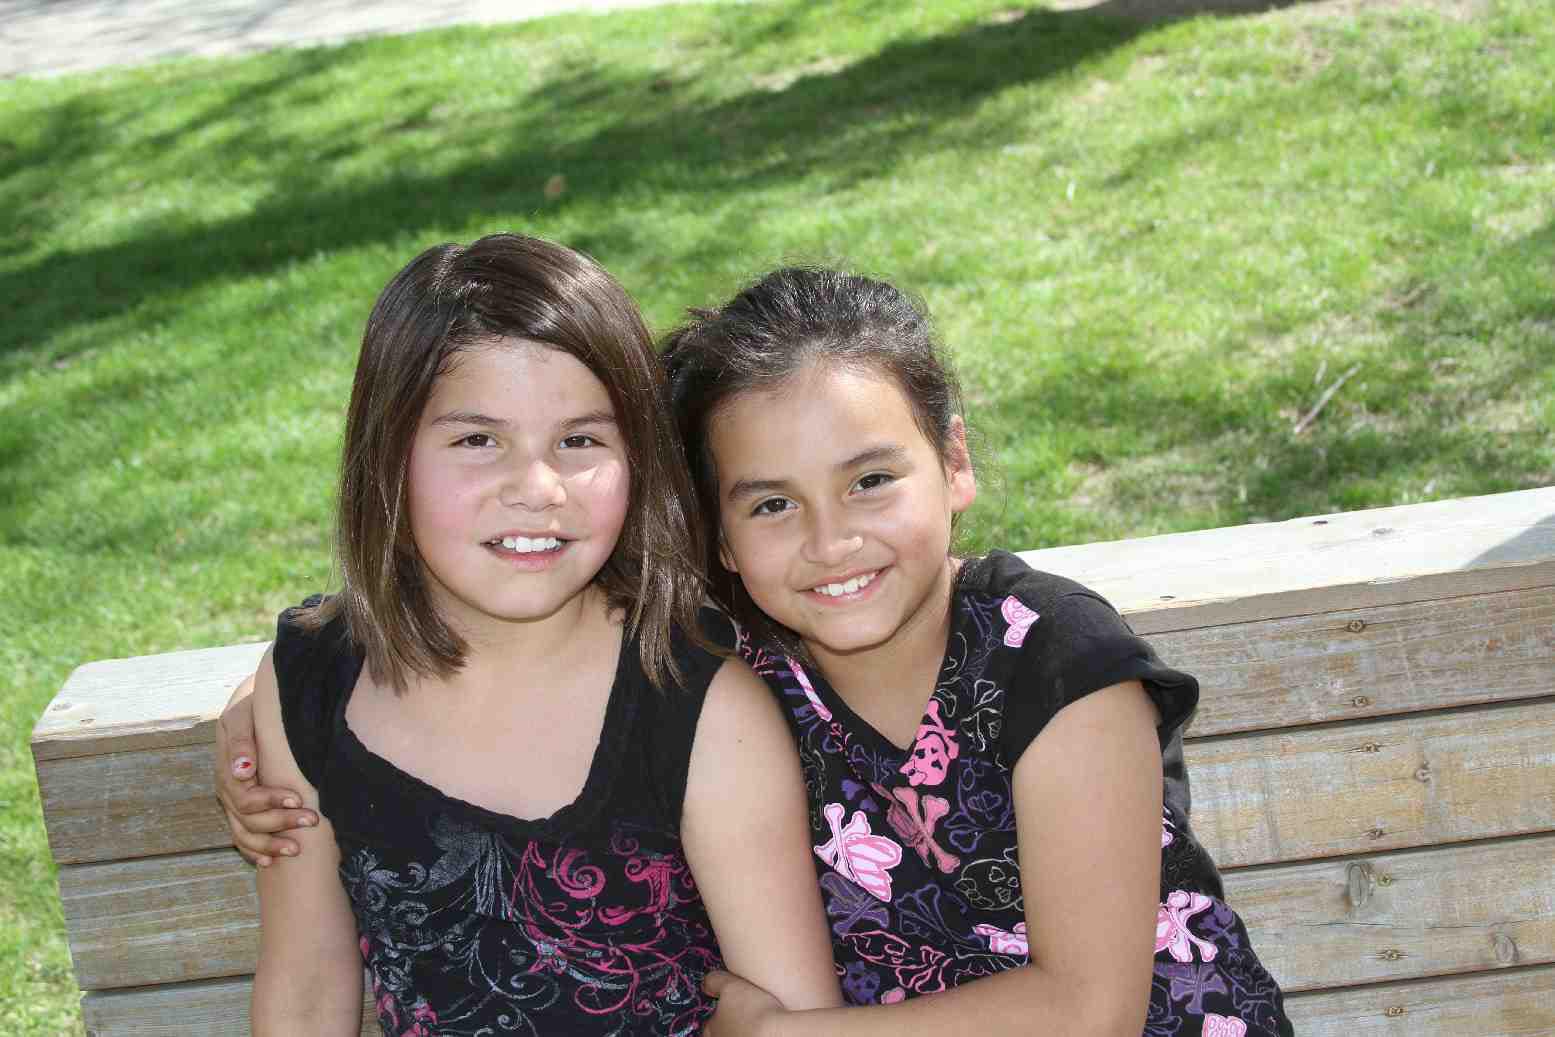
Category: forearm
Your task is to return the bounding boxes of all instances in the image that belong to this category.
[767,964,1138,1037]
[252,960,362,1037]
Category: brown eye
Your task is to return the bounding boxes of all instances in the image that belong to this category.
[751,497,793,517]
[853,472,894,492]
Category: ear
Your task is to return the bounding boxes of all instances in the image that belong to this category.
[717,533,739,574]
[944,415,977,515]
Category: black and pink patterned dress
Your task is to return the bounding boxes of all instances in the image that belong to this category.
[738,552,1293,1036]
[272,602,728,1037]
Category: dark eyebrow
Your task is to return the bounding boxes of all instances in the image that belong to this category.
[725,444,911,502]
[428,411,508,429]
[560,410,618,431]
[427,409,617,431]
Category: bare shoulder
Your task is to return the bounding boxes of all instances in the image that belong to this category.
[693,658,788,756]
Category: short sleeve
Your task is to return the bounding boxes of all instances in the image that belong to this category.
[270,596,359,790]
[999,588,1199,766]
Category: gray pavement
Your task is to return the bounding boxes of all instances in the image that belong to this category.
[0,0,694,79]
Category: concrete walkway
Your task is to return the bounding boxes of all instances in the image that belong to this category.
[0,0,692,79]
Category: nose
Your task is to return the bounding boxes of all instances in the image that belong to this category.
[500,456,566,510]
[802,507,863,567]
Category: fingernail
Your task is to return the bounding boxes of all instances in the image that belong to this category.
[281,845,297,856]
[300,814,316,826]
[233,757,254,776]
[258,856,272,868]
[282,797,300,809]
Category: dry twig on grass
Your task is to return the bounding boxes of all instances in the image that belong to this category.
[1293,363,1362,435]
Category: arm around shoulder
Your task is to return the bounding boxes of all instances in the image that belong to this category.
[249,648,364,1037]
[682,659,842,1012]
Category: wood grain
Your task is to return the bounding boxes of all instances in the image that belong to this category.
[58,828,1555,995]
[77,963,1555,1036]
[1224,834,1555,993]
[58,848,258,990]
[1017,486,1555,634]
[35,742,233,865]
[80,976,377,1037]
[33,641,267,761]
[1187,699,1555,868]
[1162,584,1555,737]
[1283,963,1555,1037]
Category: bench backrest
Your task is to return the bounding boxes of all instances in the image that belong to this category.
[32,487,1555,1035]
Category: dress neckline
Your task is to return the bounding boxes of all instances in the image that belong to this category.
[329,629,636,838]
[790,588,970,757]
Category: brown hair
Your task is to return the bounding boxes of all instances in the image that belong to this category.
[302,233,707,691]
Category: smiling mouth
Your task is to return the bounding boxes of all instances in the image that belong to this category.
[484,536,565,554]
[809,569,880,598]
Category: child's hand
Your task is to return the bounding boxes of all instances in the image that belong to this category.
[215,676,316,867]
[702,969,787,1037]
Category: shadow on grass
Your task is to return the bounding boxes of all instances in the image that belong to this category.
[0,5,1153,364]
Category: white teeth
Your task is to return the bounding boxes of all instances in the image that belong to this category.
[496,536,561,553]
[814,571,876,597]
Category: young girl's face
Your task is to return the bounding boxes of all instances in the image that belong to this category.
[710,363,975,665]
[405,340,630,636]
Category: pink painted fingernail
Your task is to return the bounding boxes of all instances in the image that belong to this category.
[233,757,254,776]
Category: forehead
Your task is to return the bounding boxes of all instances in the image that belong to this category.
[426,340,614,415]
[709,364,924,469]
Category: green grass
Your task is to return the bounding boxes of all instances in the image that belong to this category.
[2,0,1551,1029]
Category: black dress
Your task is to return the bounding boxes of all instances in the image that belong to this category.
[736,552,1294,1036]
[272,600,728,1037]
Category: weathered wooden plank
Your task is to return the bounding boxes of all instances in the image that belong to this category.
[38,685,1555,871]
[1223,834,1555,993]
[74,963,1555,1036]
[80,976,377,1036]
[59,823,1555,995]
[1161,584,1555,737]
[33,641,267,761]
[1284,964,1555,1037]
[35,743,232,865]
[1189,699,1555,868]
[1018,487,1555,634]
[59,849,258,990]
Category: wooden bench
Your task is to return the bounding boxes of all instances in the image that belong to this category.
[32,487,1555,1036]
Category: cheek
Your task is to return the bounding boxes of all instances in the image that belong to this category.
[405,445,492,555]
[575,460,630,535]
[718,517,789,600]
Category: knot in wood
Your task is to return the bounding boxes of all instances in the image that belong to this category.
[1376,873,1394,886]
[1346,619,1367,633]
[1352,695,1372,707]
[1378,948,1404,961]
[1365,826,1387,840]
[1371,526,1394,537]
[1346,862,1373,909]
[1415,764,1432,782]
[1493,933,1518,964]
[1385,1006,1406,1018]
